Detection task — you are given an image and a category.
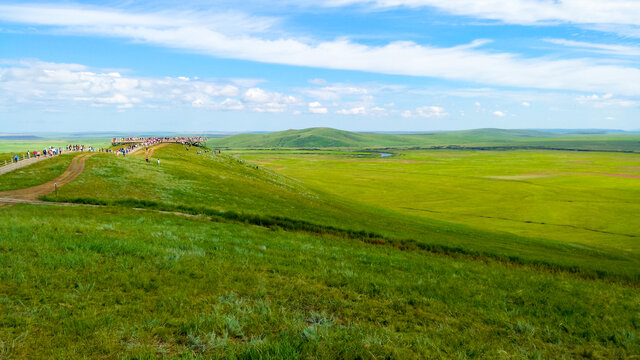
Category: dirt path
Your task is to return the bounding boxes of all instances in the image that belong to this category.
[0,143,169,203]
[143,142,170,158]
[0,153,94,200]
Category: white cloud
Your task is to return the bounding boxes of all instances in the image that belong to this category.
[308,101,328,114]
[0,59,290,112]
[493,110,506,117]
[253,103,288,113]
[243,88,272,103]
[337,106,367,115]
[243,87,297,104]
[545,39,640,56]
[521,101,531,107]
[2,5,640,96]
[415,106,447,118]
[323,0,640,27]
[308,78,327,85]
[0,4,277,34]
[576,93,637,108]
[302,84,372,101]
[242,87,299,113]
[219,98,245,111]
[401,106,448,118]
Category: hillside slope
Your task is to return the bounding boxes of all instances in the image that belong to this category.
[33,144,640,282]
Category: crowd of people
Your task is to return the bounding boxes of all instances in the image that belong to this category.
[111,136,206,146]
[6,136,211,168]
[26,145,94,158]
[6,144,93,165]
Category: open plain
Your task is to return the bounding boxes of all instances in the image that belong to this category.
[0,129,639,359]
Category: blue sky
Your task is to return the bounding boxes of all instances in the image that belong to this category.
[0,0,639,132]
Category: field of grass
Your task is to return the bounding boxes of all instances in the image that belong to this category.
[1,135,639,358]
[35,144,640,282]
[235,149,640,252]
[1,204,638,358]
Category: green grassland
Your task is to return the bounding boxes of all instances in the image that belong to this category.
[1,205,638,359]
[39,144,640,282]
[1,132,640,358]
[234,149,640,251]
[210,127,640,152]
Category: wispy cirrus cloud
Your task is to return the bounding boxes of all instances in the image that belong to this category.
[545,38,640,57]
[1,4,640,97]
[322,0,640,27]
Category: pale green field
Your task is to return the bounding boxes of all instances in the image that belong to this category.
[234,149,640,252]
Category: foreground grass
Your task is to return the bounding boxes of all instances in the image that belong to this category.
[0,204,638,359]
[39,145,640,282]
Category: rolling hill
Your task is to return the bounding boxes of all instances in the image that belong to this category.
[208,127,401,148]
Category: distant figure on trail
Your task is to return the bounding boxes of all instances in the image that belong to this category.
[146,157,149,163]
[157,159,160,165]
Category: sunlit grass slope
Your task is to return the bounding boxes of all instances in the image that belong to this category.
[0,204,638,359]
[38,144,640,281]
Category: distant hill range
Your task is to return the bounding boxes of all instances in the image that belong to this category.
[209,127,640,152]
[0,135,42,140]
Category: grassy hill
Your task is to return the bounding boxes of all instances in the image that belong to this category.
[208,128,403,148]
[209,127,518,148]
[0,143,639,358]
[210,127,640,152]
[37,144,640,281]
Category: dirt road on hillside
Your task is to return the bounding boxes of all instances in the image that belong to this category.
[0,153,94,200]
[0,143,169,203]
[144,143,170,158]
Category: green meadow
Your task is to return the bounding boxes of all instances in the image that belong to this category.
[1,205,638,359]
[233,149,640,251]
[1,129,639,359]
